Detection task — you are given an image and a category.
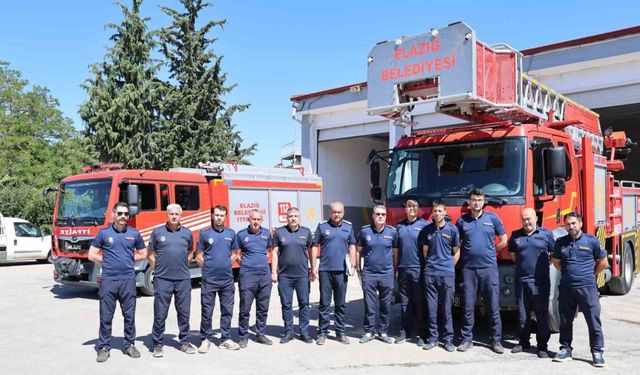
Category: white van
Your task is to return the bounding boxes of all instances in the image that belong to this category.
[0,213,51,263]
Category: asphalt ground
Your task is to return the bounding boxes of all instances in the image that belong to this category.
[1,262,639,374]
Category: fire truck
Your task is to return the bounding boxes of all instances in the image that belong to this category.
[366,22,640,330]
[49,162,323,295]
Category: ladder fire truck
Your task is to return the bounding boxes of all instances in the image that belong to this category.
[49,162,323,295]
[366,21,640,330]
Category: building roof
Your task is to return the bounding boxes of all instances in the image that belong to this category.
[291,25,640,102]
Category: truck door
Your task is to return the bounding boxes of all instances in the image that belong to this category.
[120,182,162,244]
[530,135,563,230]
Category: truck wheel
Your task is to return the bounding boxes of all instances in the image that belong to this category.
[140,266,155,296]
[608,242,635,295]
[548,265,561,333]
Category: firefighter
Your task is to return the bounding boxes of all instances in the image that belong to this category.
[356,205,398,344]
[148,204,196,357]
[552,213,608,367]
[456,188,507,353]
[237,209,275,348]
[508,208,554,358]
[311,201,357,345]
[88,202,146,363]
[196,205,241,353]
[271,207,314,344]
[395,199,430,345]
[421,200,460,352]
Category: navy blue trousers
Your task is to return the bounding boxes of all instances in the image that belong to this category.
[200,278,235,342]
[516,280,550,350]
[398,267,426,339]
[278,275,310,335]
[318,271,348,335]
[98,278,137,350]
[461,267,502,342]
[559,285,604,353]
[362,273,394,335]
[238,272,272,338]
[152,277,191,346]
[424,275,455,344]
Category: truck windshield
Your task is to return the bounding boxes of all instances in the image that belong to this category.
[57,179,112,226]
[386,138,525,200]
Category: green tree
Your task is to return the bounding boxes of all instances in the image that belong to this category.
[159,0,256,168]
[80,0,165,169]
[0,62,92,230]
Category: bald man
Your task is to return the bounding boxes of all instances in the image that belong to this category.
[508,208,555,358]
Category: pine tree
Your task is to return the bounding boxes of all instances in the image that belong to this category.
[159,0,256,168]
[80,0,165,169]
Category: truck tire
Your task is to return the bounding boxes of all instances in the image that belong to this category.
[608,242,634,295]
[548,265,561,333]
[140,266,155,296]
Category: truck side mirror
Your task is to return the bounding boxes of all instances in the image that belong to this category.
[370,187,383,202]
[127,184,139,217]
[545,147,566,178]
[370,160,381,187]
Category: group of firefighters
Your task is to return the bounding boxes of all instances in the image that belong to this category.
[88,188,608,368]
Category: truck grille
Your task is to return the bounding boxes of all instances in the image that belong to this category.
[58,237,93,253]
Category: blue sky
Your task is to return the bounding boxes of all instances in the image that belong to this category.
[2,0,639,166]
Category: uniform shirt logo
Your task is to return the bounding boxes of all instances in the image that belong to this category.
[383,235,393,240]
[298,236,307,240]
[324,229,331,236]
[160,236,166,242]
[108,237,114,244]
[579,245,591,251]
[483,222,494,226]
[442,233,451,239]
[366,235,372,241]
[427,235,433,241]
[208,238,214,244]
[243,237,250,243]
[224,237,233,242]
[281,237,286,243]
[260,235,268,240]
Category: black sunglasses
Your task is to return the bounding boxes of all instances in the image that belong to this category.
[116,211,130,217]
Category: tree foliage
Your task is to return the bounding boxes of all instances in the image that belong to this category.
[80,0,165,169]
[81,0,256,170]
[0,62,93,229]
[159,0,255,168]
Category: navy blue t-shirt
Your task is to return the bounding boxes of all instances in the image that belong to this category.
[313,220,356,272]
[553,232,606,288]
[456,211,506,269]
[421,222,460,277]
[357,225,399,275]
[274,225,313,278]
[508,227,554,283]
[396,218,430,269]
[197,227,238,281]
[237,226,273,274]
[92,224,145,280]
[149,225,193,280]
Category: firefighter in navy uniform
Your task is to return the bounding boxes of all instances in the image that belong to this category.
[88,202,146,363]
[356,205,398,344]
[456,188,508,354]
[148,204,196,357]
[508,208,554,358]
[311,201,357,345]
[196,205,241,353]
[395,199,429,345]
[236,209,275,348]
[421,200,460,352]
[552,213,608,367]
[271,207,314,344]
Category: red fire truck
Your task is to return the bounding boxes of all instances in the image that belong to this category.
[366,22,640,330]
[49,162,323,295]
